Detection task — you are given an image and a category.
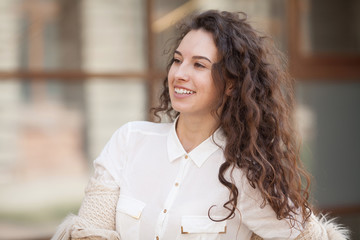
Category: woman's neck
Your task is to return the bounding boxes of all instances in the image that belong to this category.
[176,114,220,153]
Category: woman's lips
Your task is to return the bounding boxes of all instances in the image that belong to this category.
[174,87,195,94]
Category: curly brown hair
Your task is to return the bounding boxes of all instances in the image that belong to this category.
[153,10,312,226]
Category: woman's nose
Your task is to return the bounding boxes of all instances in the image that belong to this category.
[174,63,190,81]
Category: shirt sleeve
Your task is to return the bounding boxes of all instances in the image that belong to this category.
[92,122,130,186]
[238,173,303,240]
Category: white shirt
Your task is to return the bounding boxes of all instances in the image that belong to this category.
[93,120,302,240]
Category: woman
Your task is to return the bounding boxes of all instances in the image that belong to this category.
[52,10,349,240]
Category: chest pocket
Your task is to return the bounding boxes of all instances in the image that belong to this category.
[116,195,146,240]
[178,216,227,240]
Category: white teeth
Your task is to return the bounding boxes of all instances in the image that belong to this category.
[175,88,194,94]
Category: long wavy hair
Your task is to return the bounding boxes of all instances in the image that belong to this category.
[153,10,311,226]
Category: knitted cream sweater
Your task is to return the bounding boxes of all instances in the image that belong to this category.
[51,178,121,240]
[51,178,349,240]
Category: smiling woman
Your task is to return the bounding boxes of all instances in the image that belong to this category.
[52,10,349,240]
[168,29,221,137]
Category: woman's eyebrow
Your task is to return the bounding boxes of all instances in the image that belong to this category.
[193,55,212,63]
[174,50,212,63]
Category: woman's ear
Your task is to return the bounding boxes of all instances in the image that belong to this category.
[225,81,234,96]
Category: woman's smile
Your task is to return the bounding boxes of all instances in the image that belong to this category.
[174,87,195,95]
[173,86,196,99]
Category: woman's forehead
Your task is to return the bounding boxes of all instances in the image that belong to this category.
[176,29,218,61]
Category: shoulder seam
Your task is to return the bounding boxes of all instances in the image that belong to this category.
[130,128,169,136]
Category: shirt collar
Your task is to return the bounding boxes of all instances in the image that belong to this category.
[167,117,226,168]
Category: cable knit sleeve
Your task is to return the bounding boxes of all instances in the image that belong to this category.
[50,177,121,240]
[51,124,131,240]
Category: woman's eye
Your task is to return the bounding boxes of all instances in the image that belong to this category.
[173,58,181,64]
[194,62,205,68]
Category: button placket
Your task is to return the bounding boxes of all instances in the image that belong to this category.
[154,154,191,239]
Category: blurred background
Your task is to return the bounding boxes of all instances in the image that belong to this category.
[0,0,359,239]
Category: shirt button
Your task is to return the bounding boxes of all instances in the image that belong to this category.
[163,209,167,213]
[175,182,179,187]
[185,155,188,159]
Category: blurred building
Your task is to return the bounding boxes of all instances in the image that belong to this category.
[0,0,359,239]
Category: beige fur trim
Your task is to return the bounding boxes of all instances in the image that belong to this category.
[51,214,77,240]
[317,214,350,240]
[250,214,350,240]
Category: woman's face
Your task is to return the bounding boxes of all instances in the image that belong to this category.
[168,29,219,118]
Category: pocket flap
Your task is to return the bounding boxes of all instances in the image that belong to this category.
[181,216,227,234]
[116,195,146,219]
